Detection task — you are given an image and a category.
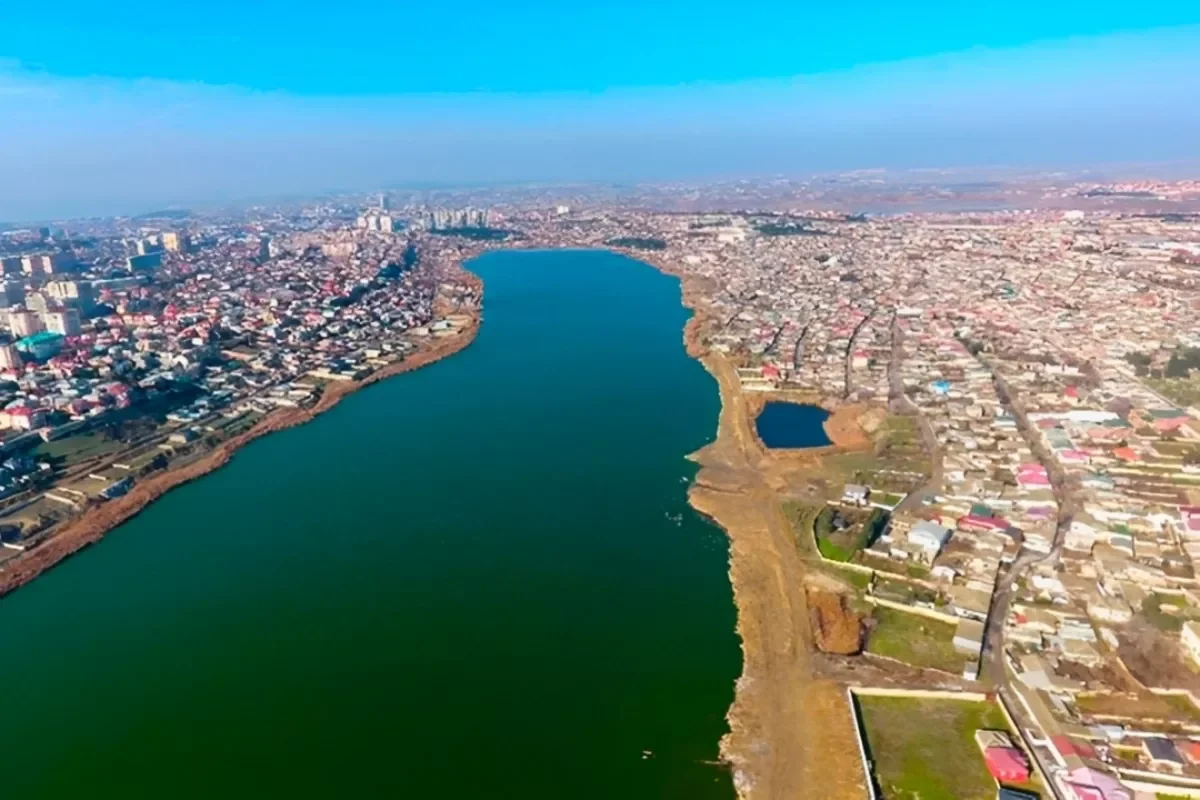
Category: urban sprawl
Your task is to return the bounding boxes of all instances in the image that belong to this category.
[4,176,1200,800]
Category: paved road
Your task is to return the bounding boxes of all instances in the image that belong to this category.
[978,362,1073,689]
[887,314,943,515]
[880,328,1072,796]
[997,684,1069,800]
[843,304,876,399]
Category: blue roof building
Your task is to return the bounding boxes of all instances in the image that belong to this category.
[15,331,64,360]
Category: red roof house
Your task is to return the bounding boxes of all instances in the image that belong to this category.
[983,746,1030,782]
[1178,738,1200,765]
[1112,447,1140,463]
[1052,735,1096,760]
[960,514,1010,532]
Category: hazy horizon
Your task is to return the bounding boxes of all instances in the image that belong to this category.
[3,1,1199,220]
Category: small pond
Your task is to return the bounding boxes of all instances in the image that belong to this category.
[755,401,833,449]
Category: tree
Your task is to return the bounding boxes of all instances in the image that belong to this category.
[1166,356,1191,379]
[1124,351,1152,368]
[1166,347,1200,379]
[814,507,835,539]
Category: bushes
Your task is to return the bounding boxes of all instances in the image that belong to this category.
[815,506,890,563]
[860,508,888,549]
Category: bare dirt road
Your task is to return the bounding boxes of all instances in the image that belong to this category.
[687,344,868,800]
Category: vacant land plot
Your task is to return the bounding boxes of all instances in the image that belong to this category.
[1147,377,1200,408]
[1162,692,1200,719]
[875,491,906,507]
[824,415,930,494]
[0,495,69,535]
[870,577,938,605]
[824,450,880,485]
[857,695,1040,800]
[1142,593,1200,632]
[866,606,964,674]
[783,501,823,556]
[1075,691,1200,724]
[1151,440,1194,458]
[877,416,926,466]
[36,431,126,466]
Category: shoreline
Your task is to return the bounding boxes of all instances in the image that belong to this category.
[0,266,482,600]
[635,250,869,800]
[2,243,865,797]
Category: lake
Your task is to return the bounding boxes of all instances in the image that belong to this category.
[0,249,740,799]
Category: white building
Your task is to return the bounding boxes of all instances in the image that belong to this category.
[907,520,953,560]
[43,309,81,337]
[1182,621,1200,667]
[10,310,42,337]
[842,484,870,506]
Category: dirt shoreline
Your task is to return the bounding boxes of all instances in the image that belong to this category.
[0,269,482,600]
[638,252,869,800]
[2,245,868,796]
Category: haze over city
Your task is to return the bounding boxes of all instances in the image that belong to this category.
[3,1,1199,219]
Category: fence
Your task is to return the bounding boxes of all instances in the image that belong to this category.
[847,686,994,800]
[865,594,963,625]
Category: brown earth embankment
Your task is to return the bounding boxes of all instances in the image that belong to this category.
[0,292,480,599]
[634,249,870,800]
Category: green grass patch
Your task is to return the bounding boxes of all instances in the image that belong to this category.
[871,577,938,604]
[812,561,874,593]
[1143,594,1190,632]
[824,451,881,483]
[858,696,1036,800]
[791,501,891,591]
[867,606,964,673]
[783,501,823,558]
[813,506,888,563]
[1161,692,1200,720]
[906,563,931,579]
[827,414,925,476]
[815,506,853,561]
[836,567,874,592]
[1147,377,1200,408]
[817,534,854,562]
[856,551,903,574]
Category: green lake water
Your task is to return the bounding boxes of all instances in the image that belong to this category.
[0,250,740,799]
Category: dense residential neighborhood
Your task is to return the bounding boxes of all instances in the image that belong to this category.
[485,186,1200,799]
[0,202,478,555]
[4,176,1200,799]
[603,196,1200,800]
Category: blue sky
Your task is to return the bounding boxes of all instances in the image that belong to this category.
[2,1,1199,219]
